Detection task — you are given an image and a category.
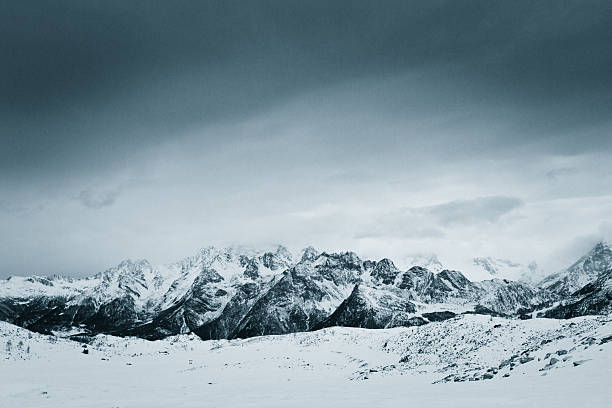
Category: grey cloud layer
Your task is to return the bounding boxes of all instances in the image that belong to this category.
[358,196,524,239]
[427,197,524,227]
[76,190,120,209]
[1,1,611,277]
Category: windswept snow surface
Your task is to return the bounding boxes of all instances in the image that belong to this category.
[1,314,611,408]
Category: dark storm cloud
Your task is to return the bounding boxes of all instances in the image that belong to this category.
[2,0,612,181]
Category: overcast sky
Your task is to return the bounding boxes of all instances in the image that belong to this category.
[1,1,612,279]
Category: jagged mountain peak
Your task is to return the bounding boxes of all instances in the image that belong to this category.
[563,241,611,268]
[173,246,256,277]
[260,252,290,272]
[406,265,431,274]
[270,244,292,258]
[162,245,297,295]
[196,245,256,263]
[592,240,611,251]
[579,240,612,261]
[263,245,293,268]
[293,250,363,281]
[300,246,320,262]
[370,258,401,285]
[297,248,358,266]
[97,259,152,279]
[188,244,289,263]
[327,251,361,264]
[375,258,398,270]
[86,258,165,306]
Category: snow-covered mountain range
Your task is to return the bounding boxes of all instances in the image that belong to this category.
[0,242,611,340]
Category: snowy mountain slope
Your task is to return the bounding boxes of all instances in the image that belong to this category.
[475,278,552,314]
[0,245,296,338]
[377,262,481,304]
[542,268,612,319]
[539,241,612,296]
[313,284,419,330]
[193,278,278,340]
[122,245,295,339]
[1,314,611,408]
[227,251,363,338]
[0,275,98,299]
[382,314,612,384]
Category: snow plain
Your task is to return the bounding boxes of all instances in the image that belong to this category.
[1,314,611,408]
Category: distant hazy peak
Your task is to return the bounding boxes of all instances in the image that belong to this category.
[403,253,444,273]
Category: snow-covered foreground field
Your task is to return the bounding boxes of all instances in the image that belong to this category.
[1,315,611,408]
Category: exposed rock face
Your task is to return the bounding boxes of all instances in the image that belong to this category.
[427,269,480,302]
[261,246,293,271]
[395,267,482,304]
[313,284,417,330]
[397,266,431,292]
[0,243,610,340]
[231,251,363,338]
[395,267,481,304]
[371,259,401,285]
[194,281,272,340]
